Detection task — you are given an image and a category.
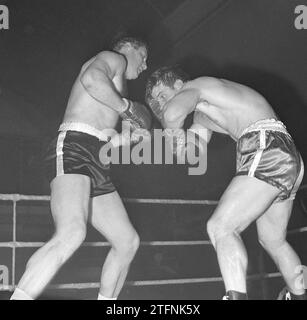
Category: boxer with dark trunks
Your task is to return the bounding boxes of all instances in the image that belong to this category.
[10,36,151,300]
[145,66,306,300]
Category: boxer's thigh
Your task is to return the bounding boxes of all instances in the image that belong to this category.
[209,175,281,234]
[50,174,91,232]
[90,191,138,246]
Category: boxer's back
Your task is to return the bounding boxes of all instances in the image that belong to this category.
[192,77,277,139]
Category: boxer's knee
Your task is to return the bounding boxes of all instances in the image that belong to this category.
[207,217,224,248]
[26,225,85,271]
[59,222,86,250]
[258,232,286,254]
[207,217,239,248]
[112,231,140,262]
[47,222,86,263]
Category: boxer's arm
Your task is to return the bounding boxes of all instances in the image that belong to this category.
[193,108,228,135]
[188,122,213,144]
[80,51,128,113]
[163,88,201,129]
[163,76,234,128]
[182,112,213,158]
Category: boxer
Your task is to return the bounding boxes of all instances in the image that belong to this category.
[145,66,306,300]
[10,36,151,300]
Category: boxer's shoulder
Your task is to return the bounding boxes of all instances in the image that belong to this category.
[91,50,127,73]
[184,76,220,88]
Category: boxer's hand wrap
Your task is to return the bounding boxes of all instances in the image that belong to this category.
[120,98,152,130]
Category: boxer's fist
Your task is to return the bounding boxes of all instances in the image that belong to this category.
[120,99,152,130]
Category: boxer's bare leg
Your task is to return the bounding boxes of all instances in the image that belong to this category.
[257,200,305,295]
[207,175,281,294]
[90,191,139,299]
[12,175,90,299]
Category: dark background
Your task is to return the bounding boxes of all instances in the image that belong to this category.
[0,0,306,299]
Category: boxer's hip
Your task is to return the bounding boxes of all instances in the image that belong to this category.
[236,118,304,201]
[43,122,116,197]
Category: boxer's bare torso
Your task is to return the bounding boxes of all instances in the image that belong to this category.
[190,78,277,140]
[63,51,126,133]
[157,77,278,141]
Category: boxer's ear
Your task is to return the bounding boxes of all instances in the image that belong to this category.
[120,42,133,54]
[125,43,133,50]
[174,79,184,90]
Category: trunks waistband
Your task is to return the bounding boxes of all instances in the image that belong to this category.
[58,122,110,141]
[238,118,291,140]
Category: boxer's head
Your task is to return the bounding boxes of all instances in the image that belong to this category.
[145,66,189,121]
[113,36,148,80]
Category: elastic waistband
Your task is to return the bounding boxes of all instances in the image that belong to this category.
[238,119,291,139]
[58,122,110,141]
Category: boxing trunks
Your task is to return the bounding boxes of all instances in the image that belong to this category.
[236,119,304,202]
[44,122,116,197]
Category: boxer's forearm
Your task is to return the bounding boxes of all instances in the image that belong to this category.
[188,123,213,144]
[162,114,185,129]
[193,109,228,135]
[163,88,200,125]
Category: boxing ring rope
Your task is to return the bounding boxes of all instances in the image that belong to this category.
[0,189,306,293]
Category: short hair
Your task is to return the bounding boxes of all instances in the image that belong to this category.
[112,36,149,53]
[145,66,189,105]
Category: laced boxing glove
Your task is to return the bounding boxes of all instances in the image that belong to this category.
[120,98,152,130]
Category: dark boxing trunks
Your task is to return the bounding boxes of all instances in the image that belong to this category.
[44,122,116,197]
[236,119,304,202]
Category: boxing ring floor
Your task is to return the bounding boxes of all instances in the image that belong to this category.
[0,189,306,300]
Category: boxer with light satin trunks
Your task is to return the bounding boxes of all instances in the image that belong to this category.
[236,118,304,202]
[145,66,306,300]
